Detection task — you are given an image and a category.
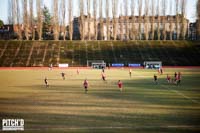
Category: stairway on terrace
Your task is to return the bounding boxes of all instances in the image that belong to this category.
[0,40,200,67]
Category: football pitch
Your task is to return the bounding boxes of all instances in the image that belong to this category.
[0,67,200,133]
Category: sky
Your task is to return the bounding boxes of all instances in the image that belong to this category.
[0,0,198,24]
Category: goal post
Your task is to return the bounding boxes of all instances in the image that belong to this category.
[143,61,162,69]
[87,60,106,69]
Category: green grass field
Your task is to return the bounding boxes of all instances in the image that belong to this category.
[0,68,200,133]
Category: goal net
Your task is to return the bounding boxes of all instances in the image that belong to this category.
[87,60,106,69]
[143,61,162,69]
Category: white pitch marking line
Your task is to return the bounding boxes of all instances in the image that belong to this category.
[16,125,200,131]
[164,87,200,104]
[133,72,200,104]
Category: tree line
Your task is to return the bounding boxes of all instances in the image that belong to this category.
[197,0,200,39]
[8,0,188,41]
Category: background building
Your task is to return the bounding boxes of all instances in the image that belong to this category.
[73,15,189,41]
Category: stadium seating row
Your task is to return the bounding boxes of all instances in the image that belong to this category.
[0,40,199,67]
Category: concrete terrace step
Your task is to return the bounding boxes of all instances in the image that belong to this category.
[0,40,199,67]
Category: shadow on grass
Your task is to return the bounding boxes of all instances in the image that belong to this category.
[1,77,200,132]
[8,75,200,107]
[0,111,200,133]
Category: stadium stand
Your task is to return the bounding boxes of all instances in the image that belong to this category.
[0,40,200,67]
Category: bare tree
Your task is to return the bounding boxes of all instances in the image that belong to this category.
[12,0,16,25]
[53,0,59,40]
[16,0,22,40]
[156,0,160,40]
[112,0,118,40]
[106,0,110,40]
[23,0,29,40]
[99,0,103,40]
[125,0,129,40]
[80,0,85,40]
[87,0,91,40]
[169,0,173,40]
[138,0,142,40]
[180,0,186,40]
[68,0,73,40]
[161,0,166,40]
[37,0,43,40]
[131,0,136,40]
[93,0,97,40]
[176,0,180,40]
[29,0,35,40]
[8,0,13,24]
[120,3,123,40]
[144,0,149,40]
[197,0,200,39]
[151,0,155,40]
[61,0,66,40]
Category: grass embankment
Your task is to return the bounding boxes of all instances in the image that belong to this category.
[0,40,200,66]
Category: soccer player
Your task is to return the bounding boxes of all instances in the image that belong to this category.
[129,69,132,78]
[49,63,53,71]
[83,79,89,93]
[108,63,111,69]
[158,68,161,74]
[61,72,65,80]
[158,68,163,75]
[102,66,105,73]
[77,68,79,75]
[118,80,123,92]
[176,72,181,85]
[102,72,106,81]
[154,74,158,84]
[174,72,177,79]
[160,68,163,75]
[178,72,181,78]
[166,74,171,83]
[44,77,49,88]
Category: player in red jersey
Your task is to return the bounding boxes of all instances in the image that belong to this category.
[83,79,89,93]
[118,80,123,92]
[154,74,158,84]
[174,72,177,79]
[44,77,49,88]
[61,72,65,80]
[102,72,106,81]
[166,74,171,83]
[129,69,132,78]
[77,68,79,75]
[176,72,181,85]
[160,68,163,75]
[158,68,163,75]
